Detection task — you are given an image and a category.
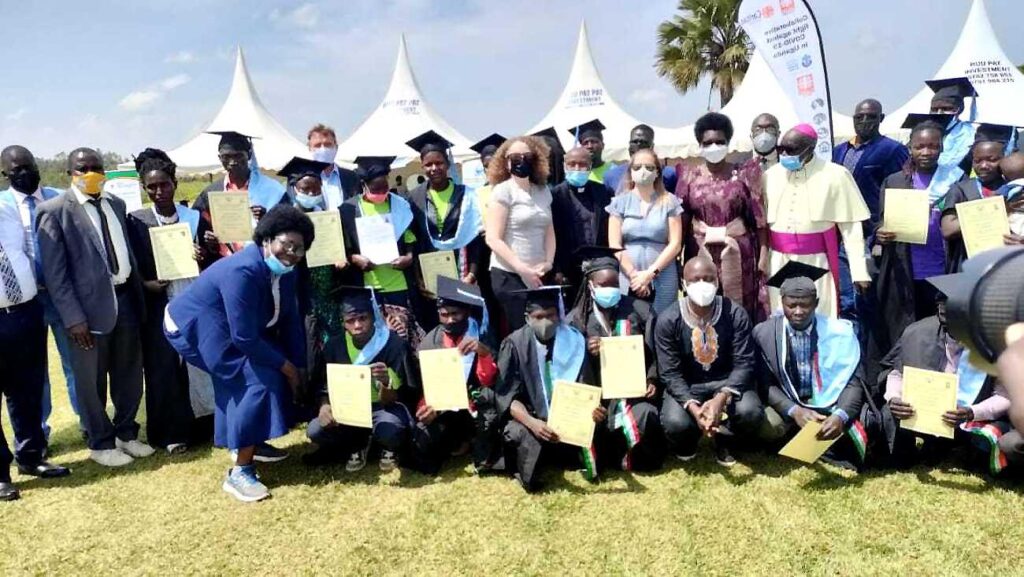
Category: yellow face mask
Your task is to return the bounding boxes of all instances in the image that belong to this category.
[74,171,106,196]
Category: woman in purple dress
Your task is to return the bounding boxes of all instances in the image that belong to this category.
[675,112,769,323]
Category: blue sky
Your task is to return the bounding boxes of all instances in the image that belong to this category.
[1,0,1022,157]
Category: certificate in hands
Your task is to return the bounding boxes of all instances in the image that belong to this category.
[956,196,1009,258]
[149,223,199,281]
[778,421,838,464]
[547,380,602,448]
[326,364,373,428]
[355,214,400,264]
[207,192,253,244]
[419,348,469,411]
[419,251,458,296]
[901,366,957,439]
[599,335,647,399]
[882,189,930,245]
[304,211,346,268]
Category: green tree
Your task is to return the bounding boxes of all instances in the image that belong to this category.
[655,0,751,106]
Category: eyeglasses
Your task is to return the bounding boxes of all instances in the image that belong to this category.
[273,236,306,257]
[776,145,806,156]
[751,126,780,136]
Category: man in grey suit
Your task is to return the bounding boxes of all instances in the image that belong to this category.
[36,148,153,467]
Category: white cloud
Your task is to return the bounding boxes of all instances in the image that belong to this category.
[77,113,101,131]
[160,73,191,91]
[270,3,319,29]
[119,90,162,111]
[628,88,668,104]
[164,50,196,64]
[5,107,27,121]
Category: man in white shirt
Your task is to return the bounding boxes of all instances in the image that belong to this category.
[1,146,80,436]
[36,148,152,467]
[307,123,360,206]
[0,198,70,500]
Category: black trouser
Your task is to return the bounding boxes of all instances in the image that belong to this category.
[661,389,764,456]
[603,398,665,471]
[0,299,47,479]
[141,318,194,449]
[502,419,603,491]
[489,269,528,335]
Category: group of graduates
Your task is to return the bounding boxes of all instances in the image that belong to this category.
[0,74,1022,503]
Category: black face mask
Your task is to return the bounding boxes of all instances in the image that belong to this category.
[509,157,533,178]
[9,170,40,194]
[442,318,469,336]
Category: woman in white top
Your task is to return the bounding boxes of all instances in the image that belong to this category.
[484,136,555,333]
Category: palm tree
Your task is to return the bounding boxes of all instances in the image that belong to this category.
[656,0,752,106]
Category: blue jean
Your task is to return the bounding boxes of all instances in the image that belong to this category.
[34,292,78,439]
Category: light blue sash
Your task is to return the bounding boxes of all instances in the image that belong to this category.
[426,186,482,251]
[175,204,200,239]
[461,317,480,382]
[352,289,389,366]
[956,348,989,407]
[778,314,859,409]
[246,168,287,210]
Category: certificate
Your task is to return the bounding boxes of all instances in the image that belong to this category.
[547,380,602,448]
[956,196,1009,258]
[207,192,253,243]
[901,366,958,439]
[882,189,930,245]
[355,214,400,264]
[326,364,373,428]
[778,421,838,464]
[418,348,469,411]
[304,211,346,268]
[418,251,458,296]
[599,335,648,399]
[149,223,199,281]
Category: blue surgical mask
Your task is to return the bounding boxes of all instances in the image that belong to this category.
[592,286,622,309]
[264,253,294,275]
[565,170,590,187]
[779,154,805,172]
[295,192,323,210]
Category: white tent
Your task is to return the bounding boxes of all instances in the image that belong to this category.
[336,35,474,164]
[666,50,856,156]
[526,21,684,161]
[167,47,308,173]
[880,0,1024,135]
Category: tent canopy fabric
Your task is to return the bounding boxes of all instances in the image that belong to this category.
[880,0,1024,136]
[167,47,308,174]
[335,35,474,164]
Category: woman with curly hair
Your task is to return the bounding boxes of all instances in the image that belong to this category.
[484,136,555,334]
[164,205,314,502]
[675,112,769,323]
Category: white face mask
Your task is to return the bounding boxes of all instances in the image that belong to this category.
[631,167,656,186]
[684,280,717,307]
[700,143,729,164]
[752,132,778,155]
[311,146,338,164]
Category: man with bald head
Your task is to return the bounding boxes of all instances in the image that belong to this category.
[764,124,871,319]
[551,147,613,291]
[654,255,763,466]
[749,113,781,171]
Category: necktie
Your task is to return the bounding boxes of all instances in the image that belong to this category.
[0,242,23,304]
[24,195,42,281]
[87,198,120,276]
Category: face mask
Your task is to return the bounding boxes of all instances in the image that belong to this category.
[311,146,337,164]
[700,143,729,164]
[364,189,389,204]
[565,170,590,187]
[74,171,106,196]
[591,285,622,309]
[528,317,556,341]
[509,157,533,178]
[295,192,323,210]
[752,132,778,155]
[779,154,805,172]
[264,253,294,275]
[9,171,41,194]
[631,167,656,186]
[442,318,469,336]
[684,280,717,307]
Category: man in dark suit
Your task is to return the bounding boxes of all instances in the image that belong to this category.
[307,123,361,203]
[36,148,152,467]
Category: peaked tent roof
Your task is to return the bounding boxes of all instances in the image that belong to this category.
[880,0,1024,135]
[525,21,685,161]
[167,47,308,173]
[336,35,473,163]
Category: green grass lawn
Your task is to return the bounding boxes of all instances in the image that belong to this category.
[2,342,1024,576]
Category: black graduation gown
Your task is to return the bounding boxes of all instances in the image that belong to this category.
[192,181,290,270]
[338,194,425,293]
[550,181,613,289]
[316,328,421,409]
[941,179,988,274]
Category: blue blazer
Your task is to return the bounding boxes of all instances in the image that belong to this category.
[832,136,909,223]
[167,243,305,381]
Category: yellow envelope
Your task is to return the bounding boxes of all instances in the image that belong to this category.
[901,366,958,439]
[956,196,1009,258]
[326,364,372,428]
[304,211,346,268]
[419,251,458,296]
[149,223,199,281]
[207,192,253,244]
[419,348,469,411]
[882,188,930,245]
[778,421,838,464]
[547,380,602,448]
[599,335,648,399]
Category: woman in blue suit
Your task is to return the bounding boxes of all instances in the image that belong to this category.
[164,205,314,502]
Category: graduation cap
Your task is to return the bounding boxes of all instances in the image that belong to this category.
[436,276,485,310]
[974,122,1017,145]
[567,119,606,142]
[531,127,564,154]
[514,285,571,312]
[767,261,828,298]
[207,130,257,151]
[330,285,378,315]
[575,245,623,276]
[353,156,396,182]
[278,156,331,184]
[926,273,965,302]
[469,133,506,157]
[901,113,954,131]
[405,130,453,157]
[926,77,978,100]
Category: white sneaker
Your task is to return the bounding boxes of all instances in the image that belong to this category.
[379,450,398,472]
[116,439,155,458]
[90,449,134,467]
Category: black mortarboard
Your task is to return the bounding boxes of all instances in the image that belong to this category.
[575,245,622,276]
[469,133,506,156]
[353,156,396,182]
[207,130,257,151]
[514,285,570,312]
[567,119,606,141]
[436,276,485,311]
[767,261,828,298]
[278,156,331,184]
[926,273,964,301]
[926,77,978,100]
[531,127,565,154]
[974,122,1017,144]
[331,285,377,315]
[405,130,453,157]
[901,113,954,130]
